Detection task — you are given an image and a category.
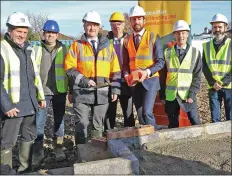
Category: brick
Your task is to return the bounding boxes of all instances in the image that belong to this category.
[91,137,107,150]
[107,125,154,140]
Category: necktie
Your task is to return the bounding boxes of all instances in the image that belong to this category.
[114,39,122,66]
[91,40,97,55]
[135,34,141,50]
[178,48,185,56]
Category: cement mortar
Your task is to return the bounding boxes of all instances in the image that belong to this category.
[134,133,231,175]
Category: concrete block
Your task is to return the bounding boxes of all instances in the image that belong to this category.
[107,139,139,175]
[157,125,205,141]
[205,121,231,135]
[47,167,74,175]
[74,157,137,175]
[91,137,107,150]
[77,143,114,163]
[107,125,154,140]
[122,133,160,149]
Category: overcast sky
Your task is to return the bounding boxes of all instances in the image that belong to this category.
[1,1,231,37]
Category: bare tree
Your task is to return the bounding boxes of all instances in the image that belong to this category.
[123,13,133,34]
[1,29,6,40]
[26,11,48,41]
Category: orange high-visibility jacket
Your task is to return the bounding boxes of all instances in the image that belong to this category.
[64,34,121,104]
[125,30,159,78]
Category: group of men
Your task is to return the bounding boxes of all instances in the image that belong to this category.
[0,4,231,173]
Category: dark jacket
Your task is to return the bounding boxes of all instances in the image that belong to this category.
[0,33,39,118]
[202,36,231,87]
[122,31,165,91]
[107,31,132,96]
[159,44,202,112]
[66,33,121,104]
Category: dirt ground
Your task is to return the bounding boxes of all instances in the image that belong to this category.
[133,133,231,175]
[10,77,228,172]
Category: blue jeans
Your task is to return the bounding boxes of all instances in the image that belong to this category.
[209,88,232,122]
[35,94,66,141]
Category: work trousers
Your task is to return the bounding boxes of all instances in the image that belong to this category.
[105,94,134,130]
[1,115,36,149]
[73,103,109,137]
[165,99,200,128]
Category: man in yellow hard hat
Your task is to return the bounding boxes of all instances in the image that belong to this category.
[159,20,202,128]
[0,12,45,173]
[105,12,135,130]
[64,11,121,144]
[202,13,231,122]
[123,5,165,130]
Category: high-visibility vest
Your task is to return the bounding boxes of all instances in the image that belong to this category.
[1,40,45,103]
[34,45,69,93]
[64,40,121,88]
[125,30,159,78]
[164,46,199,101]
[203,38,231,89]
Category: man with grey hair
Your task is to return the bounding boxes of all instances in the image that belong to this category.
[0,12,45,173]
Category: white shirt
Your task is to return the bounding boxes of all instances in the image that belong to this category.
[87,37,99,49]
[176,44,187,50]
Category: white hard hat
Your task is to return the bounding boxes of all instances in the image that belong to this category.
[82,11,101,25]
[6,12,31,28]
[210,13,228,25]
[129,5,146,17]
[173,20,190,32]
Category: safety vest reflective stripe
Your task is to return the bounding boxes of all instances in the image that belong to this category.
[34,45,68,93]
[65,40,121,85]
[164,46,198,101]
[203,38,231,88]
[1,40,45,103]
[126,31,159,77]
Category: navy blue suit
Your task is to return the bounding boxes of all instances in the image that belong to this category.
[123,32,164,129]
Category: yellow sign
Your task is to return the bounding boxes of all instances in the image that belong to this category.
[139,1,191,47]
[139,1,191,37]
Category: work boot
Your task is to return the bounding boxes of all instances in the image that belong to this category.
[91,130,103,138]
[75,130,88,145]
[1,148,12,168]
[53,137,66,162]
[31,140,44,169]
[17,141,33,173]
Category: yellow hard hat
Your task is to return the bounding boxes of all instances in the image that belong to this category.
[109,12,125,22]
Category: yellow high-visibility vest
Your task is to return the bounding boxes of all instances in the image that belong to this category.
[1,40,45,103]
[164,46,199,101]
[34,45,69,93]
[203,38,231,89]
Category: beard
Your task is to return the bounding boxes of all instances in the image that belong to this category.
[133,24,143,32]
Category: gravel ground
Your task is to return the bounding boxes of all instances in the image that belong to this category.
[134,133,231,175]
[10,77,227,172]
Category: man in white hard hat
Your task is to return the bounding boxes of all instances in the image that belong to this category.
[202,14,231,122]
[159,20,202,128]
[123,5,164,130]
[105,12,135,130]
[0,12,46,173]
[64,11,121,144]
